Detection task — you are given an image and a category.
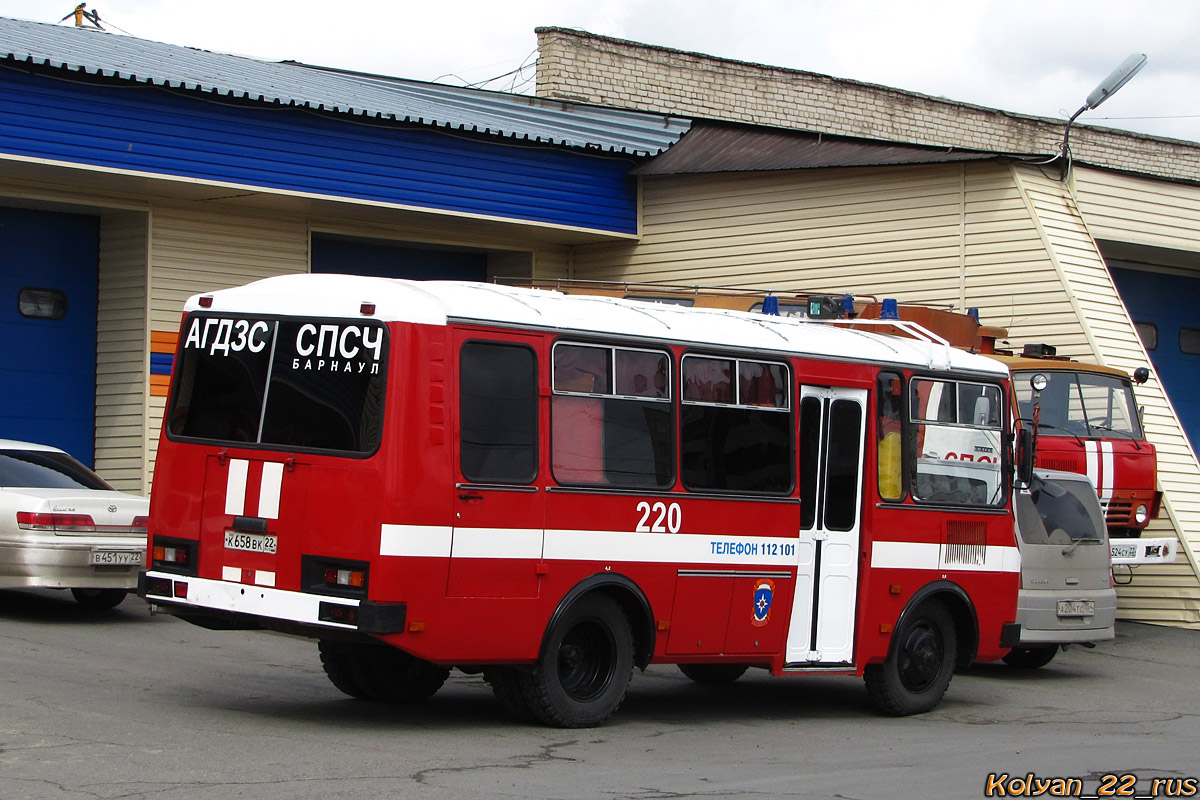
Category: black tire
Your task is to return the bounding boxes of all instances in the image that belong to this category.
[484,667,538,723]
[864,601,957,716]
[70,588,127,610]
[1002,644,1059,669]
[318,640,449,704]
[678,663,749,685]
[514,594,634,728]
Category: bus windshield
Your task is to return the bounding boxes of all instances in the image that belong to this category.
[1013,370,1142,439]
[167,313,387,454]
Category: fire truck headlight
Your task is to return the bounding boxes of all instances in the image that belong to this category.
[1135,504,1150,525]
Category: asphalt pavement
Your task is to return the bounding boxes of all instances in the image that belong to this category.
[1,588,1197,800]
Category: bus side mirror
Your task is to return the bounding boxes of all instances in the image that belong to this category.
[1015,427,1034,489]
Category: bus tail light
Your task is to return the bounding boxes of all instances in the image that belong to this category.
[302,556,368,598]
[323,568,366,589]
[151,537,197,574]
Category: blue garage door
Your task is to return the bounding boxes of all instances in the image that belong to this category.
[0,207,99,465]
[1110,265,1200,451]
[312,235,487,281]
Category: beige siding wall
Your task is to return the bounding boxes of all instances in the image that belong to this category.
[144,205,310,484]
[1073,169,1200,252]
[95,212,150,493]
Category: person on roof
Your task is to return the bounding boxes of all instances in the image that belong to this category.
[60,3,103,29]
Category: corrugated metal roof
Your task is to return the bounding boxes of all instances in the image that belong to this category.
[633,122,1007,174]
[0,16,690,157]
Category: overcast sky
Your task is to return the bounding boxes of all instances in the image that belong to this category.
[2,0,1197,142]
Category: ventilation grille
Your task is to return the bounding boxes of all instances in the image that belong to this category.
[944,520,987,566]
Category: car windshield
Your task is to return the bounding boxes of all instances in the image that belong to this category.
[0,449,112,490]
[1013,370,1142,439]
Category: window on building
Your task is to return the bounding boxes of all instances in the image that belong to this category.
[1180,327,1200,356]
[18,287,67,320]
[1134,322,1158,351]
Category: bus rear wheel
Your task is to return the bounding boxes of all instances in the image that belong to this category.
[678,663,749,685]
[318,640,449,704]
[510,594,634,728]
[864,601,956,716]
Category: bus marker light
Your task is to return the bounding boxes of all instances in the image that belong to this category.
[173,581,189,598]
[880,623,894,634]
[408,621,425,632]
[889,584,902,595]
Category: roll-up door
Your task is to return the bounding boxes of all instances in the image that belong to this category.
[0,207,99,464]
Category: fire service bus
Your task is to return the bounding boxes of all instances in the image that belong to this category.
[141,275,1104,727]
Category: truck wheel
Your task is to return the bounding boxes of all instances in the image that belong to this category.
[485,667,538,722]
[318,640,371,699]
[1002,645,1058,669]
[678,663,749,685]
[70,588,127,610]
[520,594,634,728]
[319,640,449,704]
[864,601,956,716]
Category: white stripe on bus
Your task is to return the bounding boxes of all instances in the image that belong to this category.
[258,461,284,520]
[377,525,1018,573]
[225,459,249,516]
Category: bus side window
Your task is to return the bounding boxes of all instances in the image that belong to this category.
[876,372,904,501]
[459,341,538,484]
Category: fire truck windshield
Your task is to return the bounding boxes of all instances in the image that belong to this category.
[166,313,388,454]
[1012,370,1142,440]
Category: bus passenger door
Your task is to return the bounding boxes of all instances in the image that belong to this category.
[785,386,867,666]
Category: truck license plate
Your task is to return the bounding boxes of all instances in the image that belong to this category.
[1111,542,1137,560]
[224,530,278,554]
[1057,599,1095,617]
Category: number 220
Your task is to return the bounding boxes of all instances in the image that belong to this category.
[636,501,682,534]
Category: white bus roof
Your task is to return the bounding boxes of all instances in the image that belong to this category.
[186,274,1008,376]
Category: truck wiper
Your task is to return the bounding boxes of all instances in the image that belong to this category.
[1087,424,1142,449]
[1062,536,1101,556]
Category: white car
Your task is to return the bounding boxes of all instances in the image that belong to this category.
[0,439,148,609]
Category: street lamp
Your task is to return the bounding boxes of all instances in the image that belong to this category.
[1059,53,1147,175]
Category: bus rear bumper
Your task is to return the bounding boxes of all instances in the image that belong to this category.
[138,571,406,635]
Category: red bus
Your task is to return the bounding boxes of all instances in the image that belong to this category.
[141,275,1029,727]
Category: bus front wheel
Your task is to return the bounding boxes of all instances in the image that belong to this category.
[520,594,634,728]
[864,601,956,716]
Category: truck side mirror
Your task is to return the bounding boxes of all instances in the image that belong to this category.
[1133,367,1150,384]
[1015,426,1034,489]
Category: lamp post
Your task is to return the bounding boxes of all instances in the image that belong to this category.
[1059,53,1147,176]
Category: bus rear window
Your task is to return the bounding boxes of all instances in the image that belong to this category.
[167,313,387,454]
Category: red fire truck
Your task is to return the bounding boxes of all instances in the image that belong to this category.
[142,275,1061,726]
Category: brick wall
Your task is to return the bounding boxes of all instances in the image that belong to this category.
[536,27,1200,185]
